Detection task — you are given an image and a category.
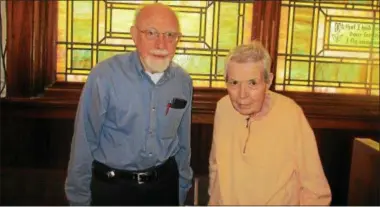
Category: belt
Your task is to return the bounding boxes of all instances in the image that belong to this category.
[92,157,174,184]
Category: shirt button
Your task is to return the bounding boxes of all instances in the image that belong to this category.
[152,107,156,111]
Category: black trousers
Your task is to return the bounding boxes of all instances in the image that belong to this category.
[90,158,179,206]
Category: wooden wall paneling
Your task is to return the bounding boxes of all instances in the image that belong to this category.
[190,124,213,175]
[2,115,377,205]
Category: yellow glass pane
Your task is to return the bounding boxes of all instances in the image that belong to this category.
[158,1,207,7]
[314,87,367,95]
[292,8,313,55]
[71,44,92,50]
[211,81,226,88]
[67,74,89,82]
[73,1,93,43]
[295,1,314,6]
[372,66,379,84]
[56,74,65,82]
[103,38,134,46]
[71,70,91,75]
[179,48,212,55]
[370,90,379,96]
[284,86,313,92]
[316,9,326,54]
[58,2,67,41]
[216,56,226,75]
[315,63,367,83]
[275,85,284,91]
[289,80,309,85]
[340,83,366,88]
[290,61,310,80]
[205,3,214,48]
[111,9,136,33]
[57,44,66,73]
[275,56,285,84]
[98,1,106,42]
[98,51,125,62]
[173,55,210,74]
[324,8,374,17]
[218,3,239,49]
[177,12,200,36]
[314,81,339,87]
[110,0,156,4]
[212,3,220,48]
[192,80,210,87]
[243,3,253,44]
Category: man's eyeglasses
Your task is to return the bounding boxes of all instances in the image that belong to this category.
[136,27,181,43]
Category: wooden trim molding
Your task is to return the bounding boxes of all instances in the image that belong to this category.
[1,83,379,130]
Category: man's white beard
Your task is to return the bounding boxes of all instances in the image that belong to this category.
[144,56,171,73]
[143,49,171,73]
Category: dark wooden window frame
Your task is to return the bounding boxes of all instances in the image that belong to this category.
[2,1,379,130]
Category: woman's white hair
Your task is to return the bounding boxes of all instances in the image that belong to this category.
[224,40,272,83]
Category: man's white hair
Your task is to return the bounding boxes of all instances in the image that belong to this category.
[224,40,272,83]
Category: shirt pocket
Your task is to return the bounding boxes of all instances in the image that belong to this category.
[161,108,185,138]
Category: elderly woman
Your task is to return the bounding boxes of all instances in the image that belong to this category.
[208,41,331,205]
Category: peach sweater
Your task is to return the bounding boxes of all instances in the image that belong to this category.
[208,91,331,205]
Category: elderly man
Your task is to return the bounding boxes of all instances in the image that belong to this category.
[208,41,331,205]
[65,3,193,206]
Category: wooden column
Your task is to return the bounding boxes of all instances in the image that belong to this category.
[251,0,281,91]
[6,1,57,97]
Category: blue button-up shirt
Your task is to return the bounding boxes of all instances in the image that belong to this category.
[65,51,193,205]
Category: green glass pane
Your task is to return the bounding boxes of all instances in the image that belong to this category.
[177,12,200,37]
[372,66,379,84]
[173,55,211,74]
[111,9,135,33]
[290,61,309,80]
[315,63,367,83]
[98,51,124,62]
[216,56,226,75]
[292,8,313,55]
[72,50,92,69]
[73,1,93,43]
[218,3,239,49]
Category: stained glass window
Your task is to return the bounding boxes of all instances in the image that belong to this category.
[57,0,253,88]
[276,0,379,96]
